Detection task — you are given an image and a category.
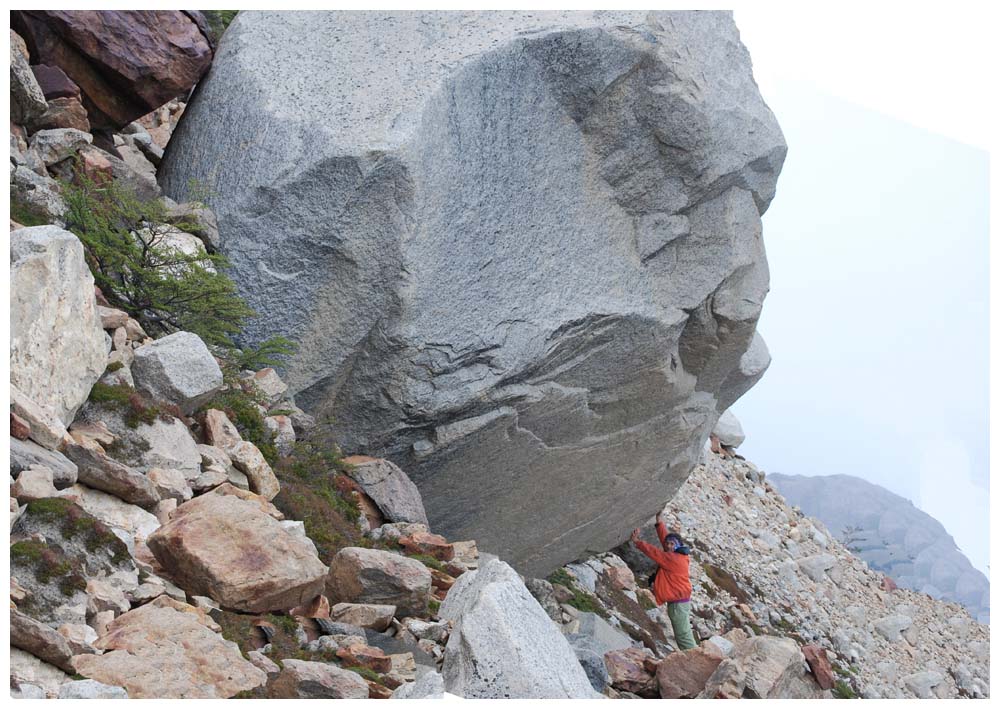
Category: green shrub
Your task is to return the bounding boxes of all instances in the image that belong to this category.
[10,188,51,227]
[24,498,131,564]
[547,568,604,615]
[87,381,181,429]
[201,10,239,42]
[11,539,87,595]
[229,337,298,373]
[345,665,381,683]
[62,174,253,348]
[408,553,445,572]
[201,387,277,464]
[832,679,857,699]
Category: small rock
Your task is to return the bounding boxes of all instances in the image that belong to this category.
[62,438,160,507]
[246,650,280,677]
[264,415,296,456]
[10,606,78,672]
[329,602,396,631]
[147,467,193,503]
[271,659,369,699]
[98,306,130,330]
[874,615,913,642]
[11,465,59,502]
[244,368,288,405]
[131,331,223,414]
[605,647,659,698]
[10,384,69,450]
[336,642,392,673]
[202,409,242,451]
[28,127,92,166]
[902,670,944,699]
[58,679,129,699]
[801,644,834,690]
[327,547,432,618]
[398,531,455,561]
[228,441,280,500]
[391,670,445,699]
[712,410,745,448]
[342,455,429,525]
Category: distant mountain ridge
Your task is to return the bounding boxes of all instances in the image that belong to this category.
[769,473,988,623]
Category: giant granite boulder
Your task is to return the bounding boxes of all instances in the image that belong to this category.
[160,10,785,576]
[11,10,213,130]
[10,226,107,426]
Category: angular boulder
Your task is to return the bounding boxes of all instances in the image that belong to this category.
[391,670,446,699]
[699,636,823,699]
[71,597,266,698]
[329,602,395,631]
[327,547,431,618]
[11,29,48,124]
[712,409,745,448]
[147,492,327,612]
[439,558,598,698]
[10,437,78,487]
[131,331,223,414]
[656,640,727,699]
[11,10,213,130]
[343,455,429,525]
[57,679,128,699]
[62,438,160,507]
[10,226,106,425]
[271,659,369,699]
[604,647,659,698]
[159,10,784,576]
[10,606,79,673]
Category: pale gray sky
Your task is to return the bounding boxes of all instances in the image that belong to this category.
[726,67,990,572]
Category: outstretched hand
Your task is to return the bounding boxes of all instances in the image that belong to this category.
[630,528,641,543]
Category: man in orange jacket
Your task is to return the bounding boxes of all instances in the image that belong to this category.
[631,512,696,650]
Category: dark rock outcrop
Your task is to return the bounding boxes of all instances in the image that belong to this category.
[11,10,213,130]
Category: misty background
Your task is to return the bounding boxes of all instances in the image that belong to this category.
[729,12,990,576]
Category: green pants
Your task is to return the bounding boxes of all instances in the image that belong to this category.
[666,601,697,650]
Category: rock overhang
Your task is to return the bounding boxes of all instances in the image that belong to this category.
[159,10,785,577]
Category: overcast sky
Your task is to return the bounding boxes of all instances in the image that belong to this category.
[730,8,991,575]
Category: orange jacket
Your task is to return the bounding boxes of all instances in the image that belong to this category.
[635,521,692,604]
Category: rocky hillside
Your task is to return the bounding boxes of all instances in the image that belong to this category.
[159,10,785,576]
[769,473,989,624]
[9,9,988,702]
[532,437,990,699]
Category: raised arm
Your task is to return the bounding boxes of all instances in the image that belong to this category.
[634,539,672,568]
[631,527,671,568]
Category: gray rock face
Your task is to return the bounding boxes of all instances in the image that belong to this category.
[770,473,989,623]
[10,226,107,425]
[439,558,599,698]
[161,10,784,576]
[131,331,223,414]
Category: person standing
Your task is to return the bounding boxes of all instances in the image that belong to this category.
[630,513,696,650]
